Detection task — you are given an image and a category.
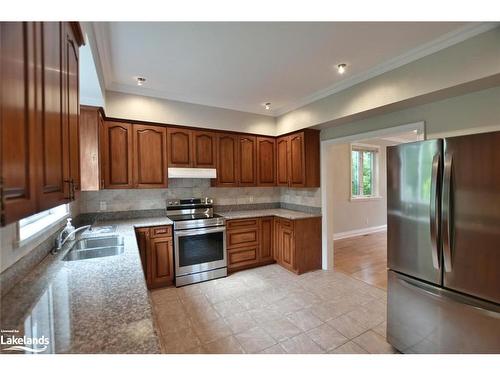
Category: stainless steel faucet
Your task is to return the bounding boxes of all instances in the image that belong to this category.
[53,224,91,254]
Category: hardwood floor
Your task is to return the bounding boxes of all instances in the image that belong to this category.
[333,231,387,290]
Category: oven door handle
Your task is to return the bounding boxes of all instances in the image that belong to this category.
[174,226,226,237]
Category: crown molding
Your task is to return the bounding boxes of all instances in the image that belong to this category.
[274,22,500,117]
[92,22,114,90]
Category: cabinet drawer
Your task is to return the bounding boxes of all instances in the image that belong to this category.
[227,228,259,248]
[227,218,259,230]
[150,225,172,238]
[228,246,258,269]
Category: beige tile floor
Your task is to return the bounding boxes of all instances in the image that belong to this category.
[150,264,397,354]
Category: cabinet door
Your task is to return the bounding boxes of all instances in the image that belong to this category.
[276,136,289,186]
[280,224,296,271]
[257,137,276,186]
[273,219,281,261]
[149,236,174,288]
[79,106,100,191]
[102,121,133,188]
[216,134,239,186]
[260,217,274,262]
[0,22,38,225]
[168,128,192,167]
[38,22,68,209]
[192,130,217,168]
[289,132,306,187]
[238,135,257,186]
[64,24,80,200]
[135,228,150,284]
[133,124,167,188]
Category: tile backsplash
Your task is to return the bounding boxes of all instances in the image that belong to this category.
[80,179,321,213]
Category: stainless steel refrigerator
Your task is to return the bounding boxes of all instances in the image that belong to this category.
[386,131,500,354]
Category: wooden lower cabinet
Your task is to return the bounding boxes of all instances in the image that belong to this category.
[135,225,174,289]
[150,236,174,288]
[227,215,321,274]
[277,220,296,272]
[259,217,274,262]
[135,227,149,281]
[226,217,275,272]
[274,217,322,274]
[228,245,259,269]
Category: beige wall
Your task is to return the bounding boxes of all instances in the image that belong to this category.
[105,91,277,136]
[277,27,500,134]
[330,141,389,236]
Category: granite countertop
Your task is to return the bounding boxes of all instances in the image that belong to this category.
[218,208,321,220]
[0,217,172,354]
[0,209,318,354]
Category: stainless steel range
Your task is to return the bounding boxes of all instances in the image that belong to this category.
[167,197,227,287]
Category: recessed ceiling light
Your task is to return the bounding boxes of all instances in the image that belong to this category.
[264,102,271,110]
[337,63,347,74]
[136,77,146,86]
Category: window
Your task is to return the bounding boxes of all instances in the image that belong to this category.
[18,204,69,242]
[351,144,379,199]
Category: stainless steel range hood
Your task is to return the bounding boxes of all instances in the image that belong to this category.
[168,167,217,179]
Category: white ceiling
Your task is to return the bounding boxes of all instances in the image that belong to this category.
[92,22,488,116]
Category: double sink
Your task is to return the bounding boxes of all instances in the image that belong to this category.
[63,235,124,261]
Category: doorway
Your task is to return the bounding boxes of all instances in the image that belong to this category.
[320,122,424,289]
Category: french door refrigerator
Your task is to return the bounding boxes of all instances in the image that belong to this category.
[387,131,500,354]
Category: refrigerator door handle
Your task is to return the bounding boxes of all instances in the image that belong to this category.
[442,152,453,272]
[429,153,441,270]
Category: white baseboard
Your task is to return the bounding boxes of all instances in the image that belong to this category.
[333,225,387,240]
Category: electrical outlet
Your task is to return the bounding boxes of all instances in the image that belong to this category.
[99,201,107,211]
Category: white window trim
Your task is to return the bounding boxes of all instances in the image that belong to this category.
[350,143,381,201]
[17,204,70,247]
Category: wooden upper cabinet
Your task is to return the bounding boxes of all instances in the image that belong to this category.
[257,137,276,186]
[276,130,320,188]
[38,22,68,210]
[192,130,217,168]
[238,135,257,186]
[0,22,38,224]
[289,132,305,187]
[0,22,83,225]
[216,134,239,186]
[102,121,134,189]
[79,106,101,191]
[276,136,289,186]
[64,23,81,199]
[133,124,168,188]
[168,128,192,167]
